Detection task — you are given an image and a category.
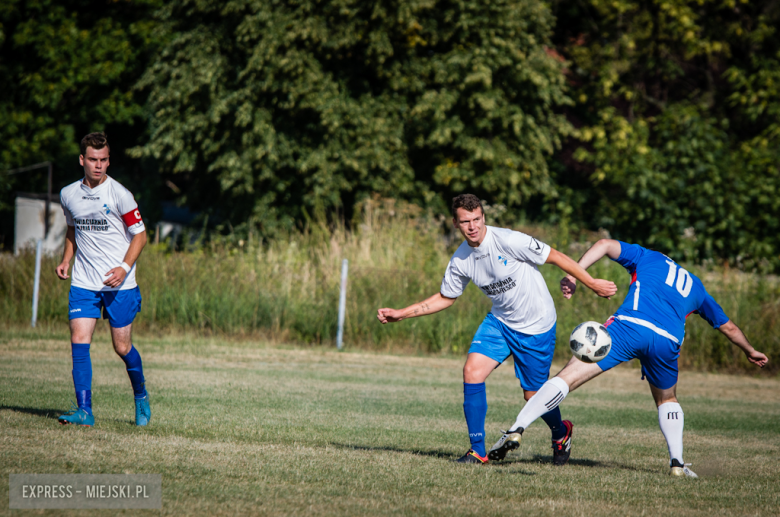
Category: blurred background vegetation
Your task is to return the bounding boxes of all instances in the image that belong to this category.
[1,1,778,368]
[2,199,778,374]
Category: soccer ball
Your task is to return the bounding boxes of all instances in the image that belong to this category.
[569,321,612,363]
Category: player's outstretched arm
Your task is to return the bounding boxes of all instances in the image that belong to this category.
[55,225,77,280]
[103,230,148,288]
[546,247,617,299]
[377,293,456,324]
[718,320,768,368]
[559,239,622,299]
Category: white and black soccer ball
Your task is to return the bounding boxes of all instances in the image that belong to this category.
[569,321,612,363]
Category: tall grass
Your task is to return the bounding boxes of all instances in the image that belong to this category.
[2,198,778,374]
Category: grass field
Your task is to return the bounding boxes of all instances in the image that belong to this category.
[2,328,779,516]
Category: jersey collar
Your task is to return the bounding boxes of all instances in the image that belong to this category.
[81,175,111,194]
[469,226,492,253]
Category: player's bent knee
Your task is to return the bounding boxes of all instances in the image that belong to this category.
[463,367,488,384]
[113,344,132,356]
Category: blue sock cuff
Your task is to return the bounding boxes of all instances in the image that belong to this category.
[463,382,486,395]
[121,346,141,366]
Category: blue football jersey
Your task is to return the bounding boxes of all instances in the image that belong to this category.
[611,242,729,344]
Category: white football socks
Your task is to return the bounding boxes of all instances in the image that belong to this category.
[511,377,570,432]
[658,402,684,465]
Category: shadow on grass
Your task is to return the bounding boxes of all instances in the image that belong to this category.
[330,443,538,474]
[332,443,457,459]
[0,405,62,420]
[498,454,657,473]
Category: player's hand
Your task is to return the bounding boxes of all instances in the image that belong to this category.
[377,308,403,324]
[745,349,768,368]
[590,279,617,299]
[103,267,127,288]
[560,275,577,299]
[55,262,70,280]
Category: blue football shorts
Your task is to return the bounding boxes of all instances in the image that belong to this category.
[68,286,142,328]
[468,313,557,391]
[597,317,680,390]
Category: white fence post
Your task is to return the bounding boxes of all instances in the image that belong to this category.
[31,239,42,328]
[336,259,349,350]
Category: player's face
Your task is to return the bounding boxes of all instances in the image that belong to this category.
[79,147,110,186]
[453,207,486,246]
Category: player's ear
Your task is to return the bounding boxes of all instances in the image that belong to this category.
[79,155,84,166]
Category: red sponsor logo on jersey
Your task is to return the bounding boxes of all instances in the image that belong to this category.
[121,208,143,227]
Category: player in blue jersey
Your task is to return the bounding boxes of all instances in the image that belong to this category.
[488,239,768,477]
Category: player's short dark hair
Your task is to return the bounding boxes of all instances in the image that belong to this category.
[80,132,110,156]
[451,194,484,218]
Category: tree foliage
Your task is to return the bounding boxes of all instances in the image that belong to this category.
[550,0,780,270]
[0,0,163,246]
[3,0,780,271]
[131,0,571,232]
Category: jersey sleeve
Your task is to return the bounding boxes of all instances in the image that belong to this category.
[60,193,74,226]
[505,231,551,265]
[116,191,145,235]
[695,292,729,329]
[440,260,469,298]
[611,241,644,272]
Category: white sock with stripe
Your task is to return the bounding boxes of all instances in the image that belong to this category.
[658,402,684,465]
[511,377,570,432]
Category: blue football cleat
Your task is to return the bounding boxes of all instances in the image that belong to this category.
[58,403,94,427]
[135,394,151,426]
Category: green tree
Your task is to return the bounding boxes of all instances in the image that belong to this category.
[548,0,780,270]
[0,0,163,248]
[132,0,571,233]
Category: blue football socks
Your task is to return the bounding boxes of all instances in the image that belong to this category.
[463,382,488,457]
[120,346,147,399]
[541,406,567,440]
[71,343,93,415]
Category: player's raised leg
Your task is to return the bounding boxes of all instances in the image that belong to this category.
[110,321,150,426]
[508,322,573,465]
[490,357,605,460]
[458,352,500,464]
[59,317,97,426]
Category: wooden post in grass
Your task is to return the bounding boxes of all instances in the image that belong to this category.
[336,259,348,350]
[31,239,42,328]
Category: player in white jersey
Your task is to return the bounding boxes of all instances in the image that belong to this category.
[55,132,151,427]
[377,194,617,464]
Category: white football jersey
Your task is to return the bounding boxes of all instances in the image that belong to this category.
[440,226,556,334]
[60,176,145,291]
